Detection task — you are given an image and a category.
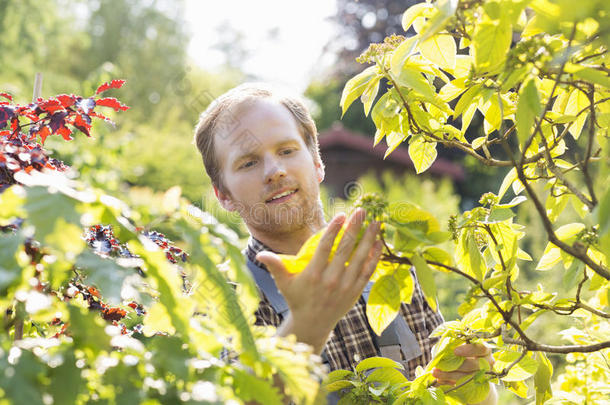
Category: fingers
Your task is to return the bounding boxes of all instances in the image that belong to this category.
[434,344,494,386]
[256,251,289,286]
[308,213,346,274]
[343,222,381,284]
[432,368,471,385]
[331,208,367,268]
[454,343,491,358]
[357,239,383,285]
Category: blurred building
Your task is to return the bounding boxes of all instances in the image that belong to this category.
[319,123,465,198]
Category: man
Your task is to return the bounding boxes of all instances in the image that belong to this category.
[194,83,496,404]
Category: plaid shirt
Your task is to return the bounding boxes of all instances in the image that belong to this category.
[245,237,444,380]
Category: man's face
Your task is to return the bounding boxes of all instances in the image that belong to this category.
[214,99,324,235]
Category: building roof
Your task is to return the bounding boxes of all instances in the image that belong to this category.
[318,123,465,181]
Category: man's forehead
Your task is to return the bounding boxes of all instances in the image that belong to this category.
[214,99,303,162]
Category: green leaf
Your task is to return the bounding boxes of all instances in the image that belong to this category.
[366,367,408,385]
[0,232,24,294]
[562,89,589,140]
[75,251,137,305]
[132,241,191,338]
[408,136,438,174]
[395,265,415,304]
[391,36,418,76]
[49,352,83,405]
[546,193,569,222]
[395,66,437,100]
[24,186,81,242]
[384,131,407,159]
[355,356,404,373]
[516,78,542,145]
[361,75,381,117]
[534,352,553,405]
[367,275,401,335]
[435,351,465,372]
[479,93,503,135]
[325,370,355,386]
[473,19,513,73]
[419,0,458,42]
[402,3,433,31]
[411,254,437,311]
[536,243,561,271]
[340,66,378,117]
[391,204,440,235]
[563,260,584,291]
[572,67,610,88]
[324,380,354,392]
[232,368,284,405]
[498,168,518,201]
[456,231,486,281]
[493,351,538,382]
[419,34,456,70]
[487,206,515,222]
[555,223,586,240]
[68,305,111,354]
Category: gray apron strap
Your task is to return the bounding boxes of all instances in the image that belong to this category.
[362,282,422,363]
[246,259,331,362]
[246,259,290,317]
[246,259,341,404]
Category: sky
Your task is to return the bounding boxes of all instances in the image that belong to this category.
[184,0,338,92]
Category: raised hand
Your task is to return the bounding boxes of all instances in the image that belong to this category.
[256,208,383,354]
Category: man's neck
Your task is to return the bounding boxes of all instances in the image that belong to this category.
[247,209,327,255]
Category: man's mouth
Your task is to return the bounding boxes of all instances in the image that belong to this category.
[265,188,298,204]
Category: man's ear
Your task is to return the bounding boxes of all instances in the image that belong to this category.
[213,184,236,211]
[315,159,325,183]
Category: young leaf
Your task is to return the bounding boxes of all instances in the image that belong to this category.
[340,66,378,117]
[367,274,401,335]
[408,135,438,174]
[419,34,456,70]
[411,253,438,311]
[534,352,553,405]
[493,351,538,382]
[401,3,433,31]
[96,97,130,112]
[361,75,381,117]
[95,79,126,94]
[355,356,405,373]
[472,19,513,73]
[516,78,542,145]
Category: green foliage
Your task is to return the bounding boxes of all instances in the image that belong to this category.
[335,0,610,403]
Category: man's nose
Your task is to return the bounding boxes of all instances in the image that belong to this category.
[264,155,286,184]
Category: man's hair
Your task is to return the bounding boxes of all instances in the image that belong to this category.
[193,82,323,193]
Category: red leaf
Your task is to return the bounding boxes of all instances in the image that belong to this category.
[73,114,91,136]
[57,125,73,141]
[89,111,114,124]
[88,286,101,298]
[37,126,51,144]
[0,93,12,101]
[38,99,64,114]
[95,79,126,95]
[95,97,129,112]
[56,94,75,108]
[102,307,127,322]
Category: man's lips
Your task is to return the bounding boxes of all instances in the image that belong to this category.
[265,188,298,204]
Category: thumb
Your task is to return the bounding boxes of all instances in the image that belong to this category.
[256,251,289,285]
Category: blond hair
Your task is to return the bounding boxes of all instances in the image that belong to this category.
[194,83,322,193]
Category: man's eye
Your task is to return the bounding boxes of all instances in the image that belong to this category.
[280,149,294,155]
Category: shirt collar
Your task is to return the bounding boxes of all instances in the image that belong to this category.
[244,236,278,270]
